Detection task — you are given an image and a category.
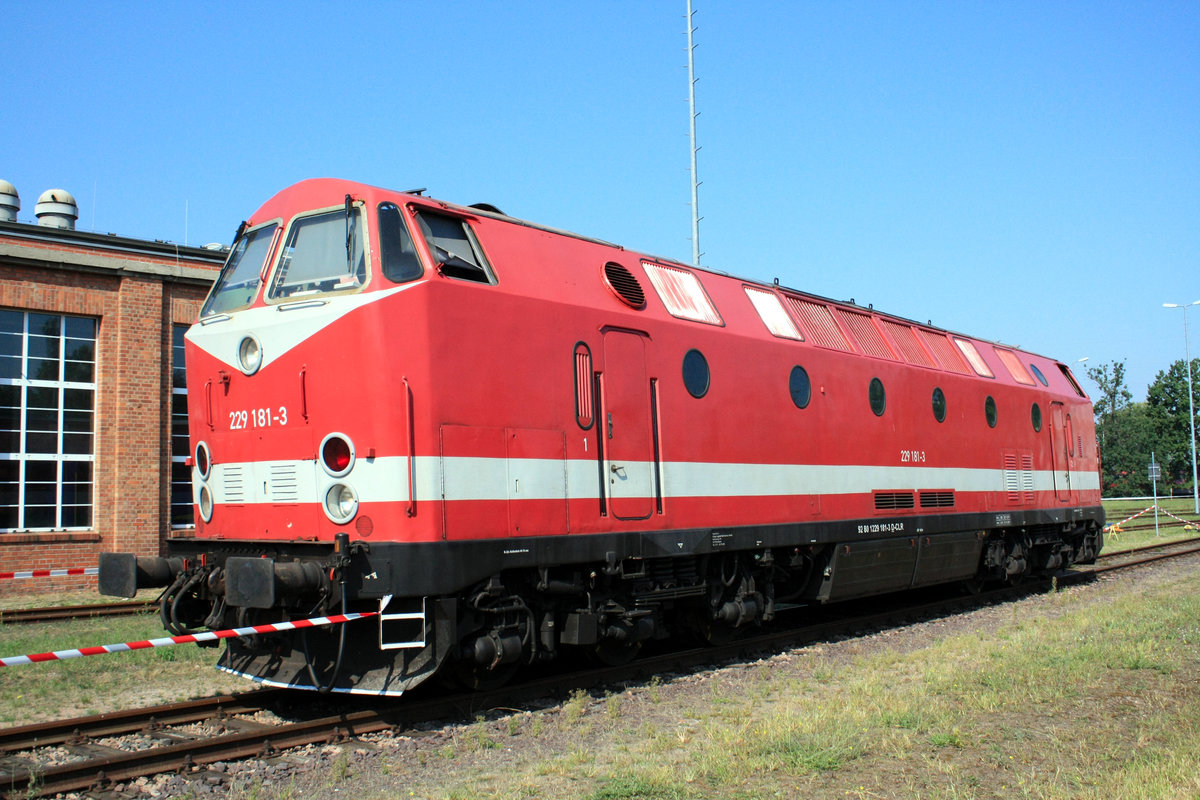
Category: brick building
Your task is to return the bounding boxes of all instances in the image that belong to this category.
[0,181,222,594]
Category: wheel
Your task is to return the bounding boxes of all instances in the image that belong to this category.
[451,659,519,691]
[962,577,987,595]
[592,638,643,666]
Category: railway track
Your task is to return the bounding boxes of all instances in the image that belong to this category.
[0,600,153,625]
[2,540,1197,798]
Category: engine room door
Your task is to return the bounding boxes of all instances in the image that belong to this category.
[602,330,655,520]
[1049,402,1071,501]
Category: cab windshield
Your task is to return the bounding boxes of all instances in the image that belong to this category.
[267,208,366,301]
[202,223,278,316]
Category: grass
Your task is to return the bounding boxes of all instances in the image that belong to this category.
[0,612,246,724]
[1101,497,1199,554]
[392,571,1200,800]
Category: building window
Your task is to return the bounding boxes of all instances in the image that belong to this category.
[170,325,193,528]
[0,310,96,531]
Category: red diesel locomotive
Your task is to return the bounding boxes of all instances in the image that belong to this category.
[100,178,1104,694]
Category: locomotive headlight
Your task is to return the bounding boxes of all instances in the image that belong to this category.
[237,335,263,375]
[323,483,359,523]
[198,483,214,522]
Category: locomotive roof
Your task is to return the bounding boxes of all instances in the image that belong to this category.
[252,178,1079,382]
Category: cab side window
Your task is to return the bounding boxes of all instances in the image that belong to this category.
[414,211,495,284]
[378,203,423,283]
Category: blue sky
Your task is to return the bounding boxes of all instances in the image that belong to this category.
[5,1,1198,402]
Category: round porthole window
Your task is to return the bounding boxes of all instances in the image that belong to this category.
[682,349,709,398]
[869,377,886,417]
[1031,403,1042,432]
[789,366,811,409]
[932,387,946,423]
[1030,364,1049,386]
[985,396,998,428]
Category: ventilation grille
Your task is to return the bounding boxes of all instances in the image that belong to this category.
[881,320,936,368]
[838,309,896,360]
[269,464,299,503]
[1003,452,1035,505]
[917,329,971,374]
[919,491,955,508]
[783,296,851,351]
[222,465,245,504]
[874,491,915,510]
[603,262,645,309]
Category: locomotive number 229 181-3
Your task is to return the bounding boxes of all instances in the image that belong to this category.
[899,449,926,463]
[229,407,288,430]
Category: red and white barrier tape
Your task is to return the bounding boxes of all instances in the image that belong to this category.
[1157,508,1200,527]
[1103,506,1154,532]
[0,611,378,667]
[0,566,98,581]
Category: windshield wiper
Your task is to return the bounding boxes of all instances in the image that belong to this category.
[344,195,353,274]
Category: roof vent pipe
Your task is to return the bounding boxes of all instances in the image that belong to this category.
[35,189,78,230]
[0,180,18,223]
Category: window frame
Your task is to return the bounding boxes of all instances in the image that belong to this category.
[169,325,193,529]
[411,208,497,285]
[201,220,281,317]
[264,204,371,303]
[0,310,97,532]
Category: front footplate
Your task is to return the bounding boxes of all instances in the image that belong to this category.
[217,597,457,695]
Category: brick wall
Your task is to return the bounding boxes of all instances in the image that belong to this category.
[0,231,218,597]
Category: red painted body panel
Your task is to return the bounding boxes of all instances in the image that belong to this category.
[186,179,1100,547]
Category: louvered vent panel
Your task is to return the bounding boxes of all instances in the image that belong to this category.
[917,329,971,374]
[1021,453,1035,504]
[223,465,246,504]
[874,491,915,510]
[1002,452,1021,504]
[574,345,594,428]
[603,262,645,309]
[919,491,955,508]
[269,464,299,503]
[783,296,851,351]
[880,319,935,367]
[837,309,897,359]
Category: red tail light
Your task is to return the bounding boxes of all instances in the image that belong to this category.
[322,436,352,474]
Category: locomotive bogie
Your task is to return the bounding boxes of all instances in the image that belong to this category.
[99,178,1104,694]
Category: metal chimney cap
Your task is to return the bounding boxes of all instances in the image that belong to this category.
[35,188,79,230]
[0,180,18,223]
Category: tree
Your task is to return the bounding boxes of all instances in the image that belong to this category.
[1086,360,1133,421]
[1146,358,1200,492]
[1095,403,1156,496]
